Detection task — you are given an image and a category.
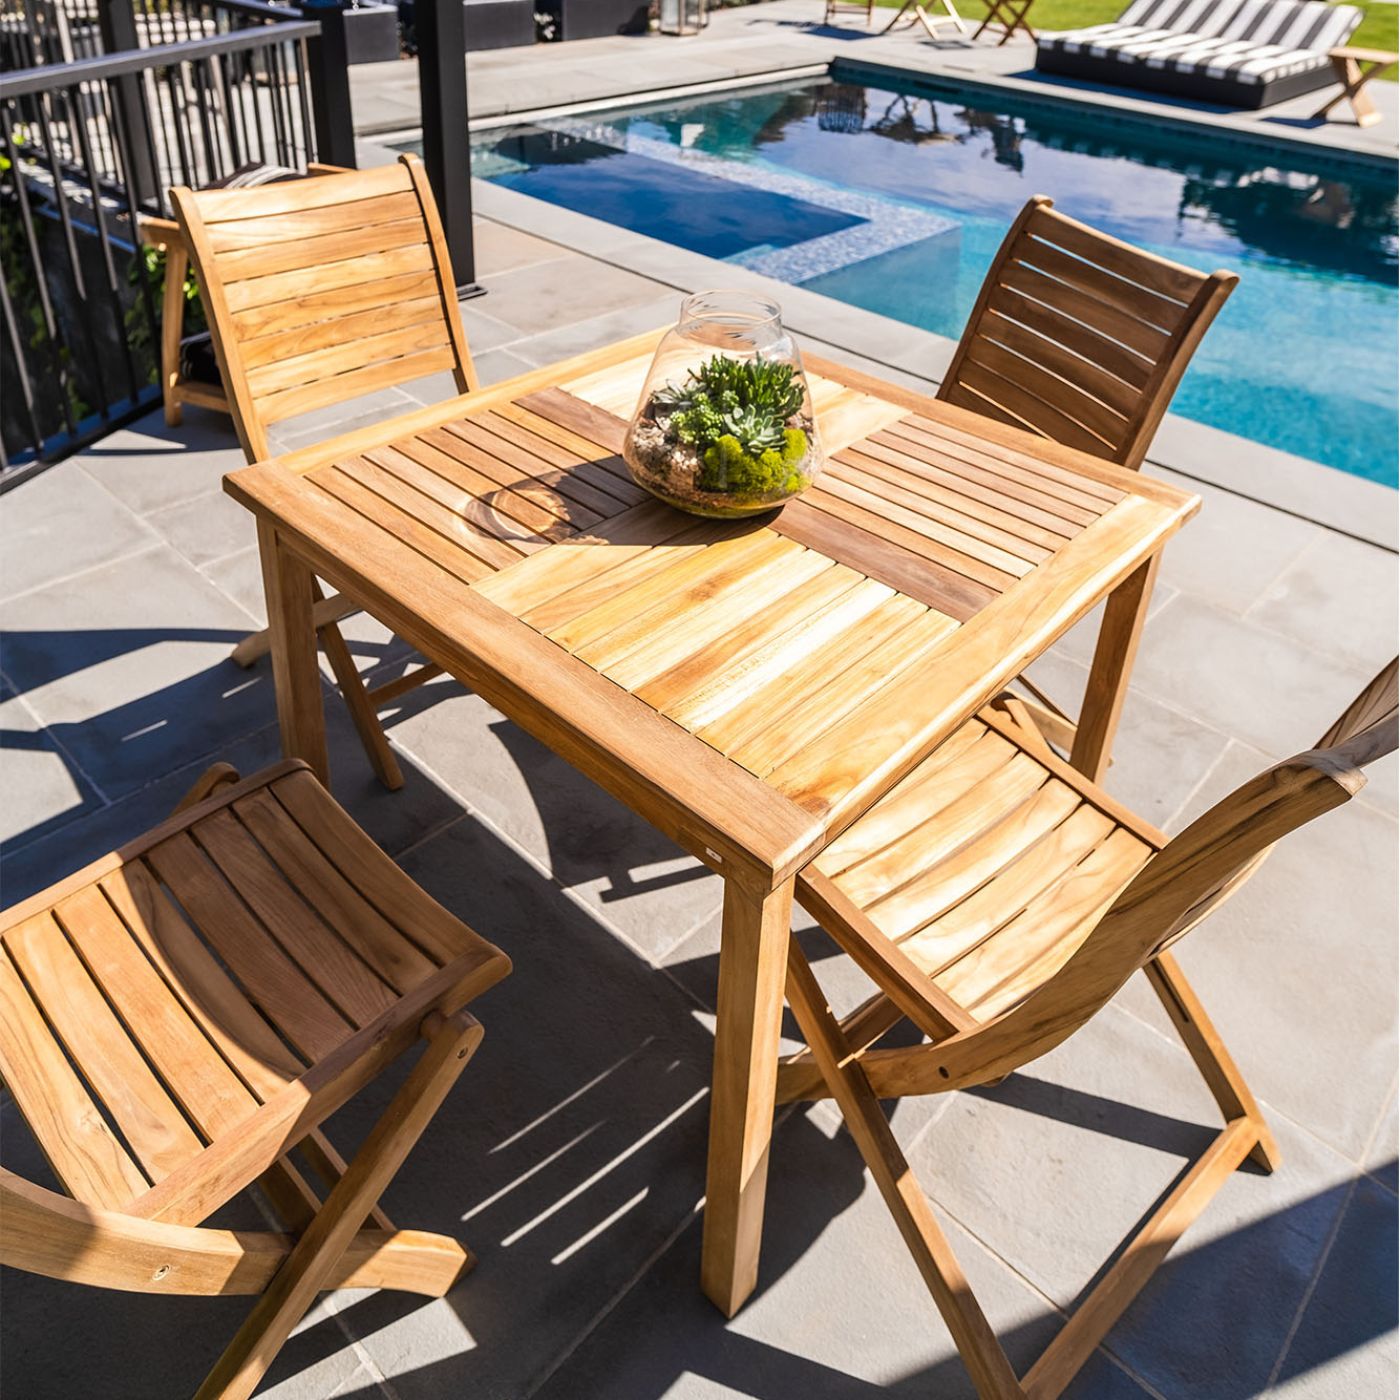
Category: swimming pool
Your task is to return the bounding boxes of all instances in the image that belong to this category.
[471,73,1399,487]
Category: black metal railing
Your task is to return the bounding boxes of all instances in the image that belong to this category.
[0,0,350,481]
[0,0,307,73]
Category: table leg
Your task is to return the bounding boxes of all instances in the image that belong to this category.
[1070,552,1160,783]
[258,519,330,784]
[701,877,794,1318]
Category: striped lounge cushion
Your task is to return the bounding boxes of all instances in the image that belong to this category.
[1040,0,1362,84]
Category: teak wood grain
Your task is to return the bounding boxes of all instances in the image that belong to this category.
[939,195,1236,476]
[774,664,1397,1399]
[172,155,482,793]
[224,328,1200,1319]
[936,195,1234,759]
[0,761,512,1399]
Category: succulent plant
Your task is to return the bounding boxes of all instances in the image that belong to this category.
[654,355,805,457]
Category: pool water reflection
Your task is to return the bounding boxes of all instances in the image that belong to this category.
[473,77,1399,485]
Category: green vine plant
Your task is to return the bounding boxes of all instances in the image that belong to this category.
[125,242,205,380]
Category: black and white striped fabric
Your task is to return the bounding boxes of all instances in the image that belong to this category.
[1039,0,1361,85]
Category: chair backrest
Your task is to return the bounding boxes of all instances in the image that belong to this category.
[171,154,478,464]
[932,660,1399,1089]
[938,195,1236,470]
[1119,0,1361,48]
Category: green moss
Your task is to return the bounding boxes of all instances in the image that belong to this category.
[699,427,809,497]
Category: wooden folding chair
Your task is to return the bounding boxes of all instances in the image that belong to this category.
[971,0,1036,44]
[170,154,480,792]
[778,662,1397,1400]
[823,0,876,28]
[939,195,1237,765]
[0,760,511,1400]
[881,0,967,40]
[140,163,352,430]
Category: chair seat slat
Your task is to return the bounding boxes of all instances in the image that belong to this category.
[145,833,355,1063]
[100,862,306,1098]
[4,914,205,1184]
[231,788,439,996]
[935,826,1153,1016]
[191,809,401,1028]
[0,944,150,1206]
[268,769,495,967]
[54,885,261,1140]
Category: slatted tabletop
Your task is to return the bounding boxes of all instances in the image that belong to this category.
[227,327,1199,1320]
[231,332,1192,850]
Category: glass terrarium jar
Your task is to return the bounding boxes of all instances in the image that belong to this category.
[623,291,823,518]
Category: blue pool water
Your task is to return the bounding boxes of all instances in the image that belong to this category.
[472,74,1399,486]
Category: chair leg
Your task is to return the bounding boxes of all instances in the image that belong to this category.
[231,592,363,668]
[161,243,188,428]
[1011,676,1079,758]
[234,582,418,791]
[785,947,1025,1400]
[196,1010,484,1400]
[1144,952,1279,1171]
[786,943,1273,1400]
[1019,1117,1258,1400]
[310,582,405,792]
[257,1129,395,1235]
[300,1126,396,1230]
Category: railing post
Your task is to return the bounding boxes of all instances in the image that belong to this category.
[303,0,357,169]
[418,0,479,294]
[97,0,157,204]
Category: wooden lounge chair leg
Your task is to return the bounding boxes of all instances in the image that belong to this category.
[1144,952,1279,1171]
[231,593,363,669]
[310,582,405,792]
[880,0,908,30]
[196,1009,484,1400]
[785,947,1024,1400]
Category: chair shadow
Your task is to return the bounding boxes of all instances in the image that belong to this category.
[303,1146,1400,1400]
[965,1071,1224,1159]
[3,608,1395,1400]
[2,687,1395,1399]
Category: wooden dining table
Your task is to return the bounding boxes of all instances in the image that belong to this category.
[225,326,1199,1319]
